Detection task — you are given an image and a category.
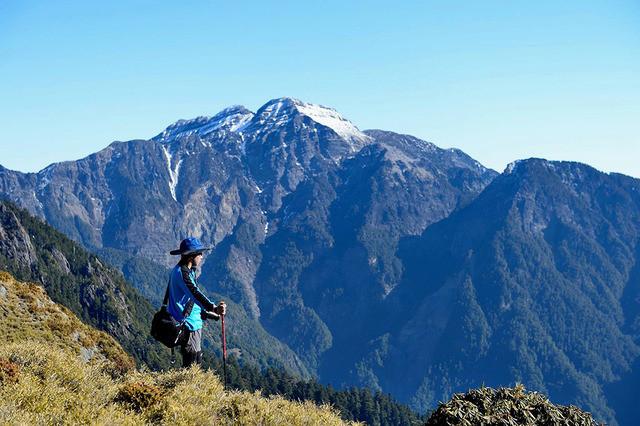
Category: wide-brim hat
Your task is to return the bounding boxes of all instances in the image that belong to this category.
[170,237,212,256]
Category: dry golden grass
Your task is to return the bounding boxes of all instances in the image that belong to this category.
[0,271,356,425]
[0,270,134,374]
[0,342,354,425]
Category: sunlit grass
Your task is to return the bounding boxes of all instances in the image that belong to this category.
[0,271,356,425]
[0,342,354,425]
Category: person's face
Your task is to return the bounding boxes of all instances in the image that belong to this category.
[192,252,204,266]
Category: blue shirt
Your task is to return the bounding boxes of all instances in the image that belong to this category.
[167,264,215,331]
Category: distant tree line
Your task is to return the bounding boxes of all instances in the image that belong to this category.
[203,354,428,426]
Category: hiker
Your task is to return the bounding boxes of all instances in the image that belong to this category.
[167,237,226,367]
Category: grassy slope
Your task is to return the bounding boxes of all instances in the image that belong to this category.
[0,343,353,425]
[0,272,355,425]
[0,270,133,373]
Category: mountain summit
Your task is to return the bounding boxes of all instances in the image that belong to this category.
[153,98,371,153]
[249,97,371,145]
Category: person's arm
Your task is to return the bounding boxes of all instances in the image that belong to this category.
[180,267,215,311]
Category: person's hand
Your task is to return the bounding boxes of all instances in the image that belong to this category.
[202,310,220,321]
[214,301,227,316]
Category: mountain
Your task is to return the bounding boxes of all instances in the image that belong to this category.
[3,97,637,423]
[0,200,309,376]
[35,99,640,420]
[0,97,496,373]
[364,159,640,424]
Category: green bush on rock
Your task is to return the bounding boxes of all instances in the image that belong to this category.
[426,384,600,426]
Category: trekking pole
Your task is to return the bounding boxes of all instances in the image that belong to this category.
[221,311,228,389]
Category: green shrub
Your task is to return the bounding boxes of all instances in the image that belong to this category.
[426,384,600,426]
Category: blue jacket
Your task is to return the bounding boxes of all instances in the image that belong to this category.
[167,264,215,331]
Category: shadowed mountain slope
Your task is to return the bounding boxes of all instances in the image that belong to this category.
[365,159,640,424]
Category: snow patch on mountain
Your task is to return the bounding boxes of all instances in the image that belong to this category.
[154,106,254,142]
[162,146,182,201]
[153,98,373,155]
[295,101,369,145]
[251,97,371,146]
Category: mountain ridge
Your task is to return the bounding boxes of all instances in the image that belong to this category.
[2,99,637,423]
[374,158,640,424]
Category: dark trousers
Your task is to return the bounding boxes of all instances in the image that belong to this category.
[180,328,203,368]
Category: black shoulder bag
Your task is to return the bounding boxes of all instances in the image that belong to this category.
[150,280,195,349]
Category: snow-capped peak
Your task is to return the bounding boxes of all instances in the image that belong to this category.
[251,97,371,144]
[153,98,371,149]
[153,105,254,142]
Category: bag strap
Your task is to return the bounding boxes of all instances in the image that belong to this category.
[183,299,195,317]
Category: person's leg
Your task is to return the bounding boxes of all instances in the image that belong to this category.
[181,329,202,368]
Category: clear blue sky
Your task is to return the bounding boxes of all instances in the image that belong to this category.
[1,1,639,177]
